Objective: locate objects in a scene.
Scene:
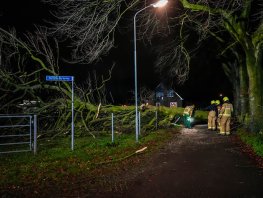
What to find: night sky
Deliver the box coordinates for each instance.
[0,0,232,107]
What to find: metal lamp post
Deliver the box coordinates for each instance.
[134,0,168,142]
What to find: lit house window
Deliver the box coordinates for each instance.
[167,90,174,97]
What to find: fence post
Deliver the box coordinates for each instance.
[155,109,158,130]
[30,115,32,151]
[111,113,114,143]
[139,111,141,135]
[33,115,37,155]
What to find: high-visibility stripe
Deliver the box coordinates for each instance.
[220,103,233,117]
[224,106,231,116]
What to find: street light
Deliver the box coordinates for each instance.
[134,0,168,142]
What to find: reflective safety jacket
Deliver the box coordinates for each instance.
[183,105,194,117]
[205,104,217,116]
[219,102,233,117]
[217,105,222,117]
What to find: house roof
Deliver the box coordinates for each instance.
[173,91,184,100]
[155,83,166,92]
[155,83,184,100]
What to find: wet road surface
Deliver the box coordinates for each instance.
[120,125,263,198]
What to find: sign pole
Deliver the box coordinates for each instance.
[71,77,74,151]
[46,75,75,151]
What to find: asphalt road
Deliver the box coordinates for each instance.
[120,125,263,198]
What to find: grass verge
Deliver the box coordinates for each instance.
[237,129,263,157]
[0,128,179,196]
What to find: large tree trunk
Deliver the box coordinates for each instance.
[222,60,240,116]
[232,72,240,117]
[245,46,263,131]
[221,48,249,119]
[239,54,249,121]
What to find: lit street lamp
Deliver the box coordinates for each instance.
[134,0,168,142]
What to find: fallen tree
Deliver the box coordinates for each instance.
[0,27,202,141]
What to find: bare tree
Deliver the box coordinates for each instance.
[0,27,114,137]
[139,86,155,104]
[0,0,181,138]
[146,0,262,130]
[154,37,191,84]
[41,0,141,64]
[177,0,263,130]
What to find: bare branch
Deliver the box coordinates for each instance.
[42,0,139,64]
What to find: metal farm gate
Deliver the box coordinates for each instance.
[0,114,37,154]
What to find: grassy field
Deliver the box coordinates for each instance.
[237,129,263,157]
[0,128,178,196]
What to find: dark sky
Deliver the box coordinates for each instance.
[0,0,232,107]
[0,1,48,28]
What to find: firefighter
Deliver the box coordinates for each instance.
[215,100,221,131]
[218,96,233,135]
[207,100,217,130]
[183,105,195,128]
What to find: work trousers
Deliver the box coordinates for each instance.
[208,111,216,130]
[217,118,221,131]
[220,116,231,135]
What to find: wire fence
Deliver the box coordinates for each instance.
[0,105,186,154]
[0,114,37,154]
[0,106,212,154]
[33,108,181,152]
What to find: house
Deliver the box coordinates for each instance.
[154,83,183,107]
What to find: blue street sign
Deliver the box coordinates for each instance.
[45,75,75,150]
[46,75,73,81]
